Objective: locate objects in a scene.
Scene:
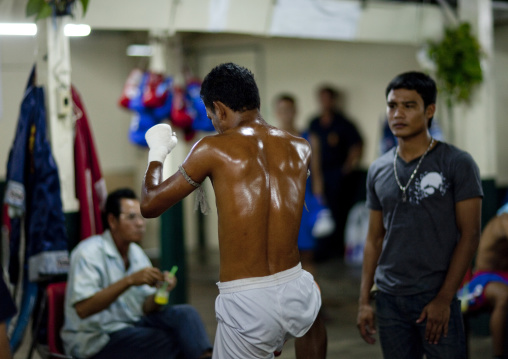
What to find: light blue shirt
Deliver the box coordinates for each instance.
[61,230,155,358]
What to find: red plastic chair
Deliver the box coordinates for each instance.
[28,281,72,359]
[46,282,70,358]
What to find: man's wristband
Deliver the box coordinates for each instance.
[148,147,169,163]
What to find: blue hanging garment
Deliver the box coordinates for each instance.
[127,73,173,147]
[4,66,69,283]
[5,66,70,351]
[128,111,159,147]
[188,81,215,132]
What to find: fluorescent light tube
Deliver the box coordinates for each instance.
[64,24,91,37]
[0,23,37,36]
[126,45,153,57]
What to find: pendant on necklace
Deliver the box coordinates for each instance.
[393,137,435,205]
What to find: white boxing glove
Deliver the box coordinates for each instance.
[145,124,178,163]
[312,208,335,238]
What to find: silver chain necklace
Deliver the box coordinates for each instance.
[393,138,434,203]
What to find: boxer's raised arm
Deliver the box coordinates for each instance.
[141,127,215,218]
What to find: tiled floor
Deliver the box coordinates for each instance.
[14,249,494,358]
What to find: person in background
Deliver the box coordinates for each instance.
[61,188,212,359]
[0,275,16,359]
[308,85,363,260]
[274,93,334,276]
[357,71,482,358]
[461,210,508,359]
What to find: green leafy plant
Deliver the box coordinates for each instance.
[427,22,483,106]
[26,0,90,21]
[427,22,483,142]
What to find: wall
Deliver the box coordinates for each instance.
[2,23,508,252]
[494,25,508,186]
[0,32,138,177]
[183,32,422,250]
[186,33,421,167]
[0,31,165,250]
[69,31,144,175]
[0,36,36,171]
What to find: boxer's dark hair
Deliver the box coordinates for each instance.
[201,62,260,113]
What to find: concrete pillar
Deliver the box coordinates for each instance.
[146,30,189,304]
[454,0,496,179]
[457,0,498,222]
[36,17,80,220]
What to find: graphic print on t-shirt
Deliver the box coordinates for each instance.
[411,171,449,204]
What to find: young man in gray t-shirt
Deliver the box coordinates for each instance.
[357,71,483,359]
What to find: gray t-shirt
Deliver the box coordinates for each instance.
[366,142,483,296]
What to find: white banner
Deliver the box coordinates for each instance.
[209,0,231,32]
[270,0,361,41]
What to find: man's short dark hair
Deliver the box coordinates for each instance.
[103,188,137,229]
[318,85,339,100]
[275,93,296,106]
[200,62,260,113]
[385,71,437,127]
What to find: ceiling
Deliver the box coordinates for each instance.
[1,0,507,28]
[374,0,508,26]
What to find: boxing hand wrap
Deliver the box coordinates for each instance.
[145,124,178,163]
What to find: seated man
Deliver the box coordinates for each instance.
[462,211,508,359]
[0,275,16,359]
[61,188,212,359]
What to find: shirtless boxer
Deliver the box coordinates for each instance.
[466,212,508,359]
[140,63,326,359]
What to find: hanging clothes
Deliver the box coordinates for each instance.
[4,66,69,352]
[72,86,106,241]
[4,66,69,283]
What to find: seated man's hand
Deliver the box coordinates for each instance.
[162,270,178,292]
[129,267,164,287]
[145,124,178,163]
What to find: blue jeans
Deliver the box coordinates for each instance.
[375,291,466,359]
[90,304,212,359]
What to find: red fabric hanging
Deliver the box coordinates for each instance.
[72,86,107,241]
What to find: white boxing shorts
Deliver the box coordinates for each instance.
[213,263,321,359]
